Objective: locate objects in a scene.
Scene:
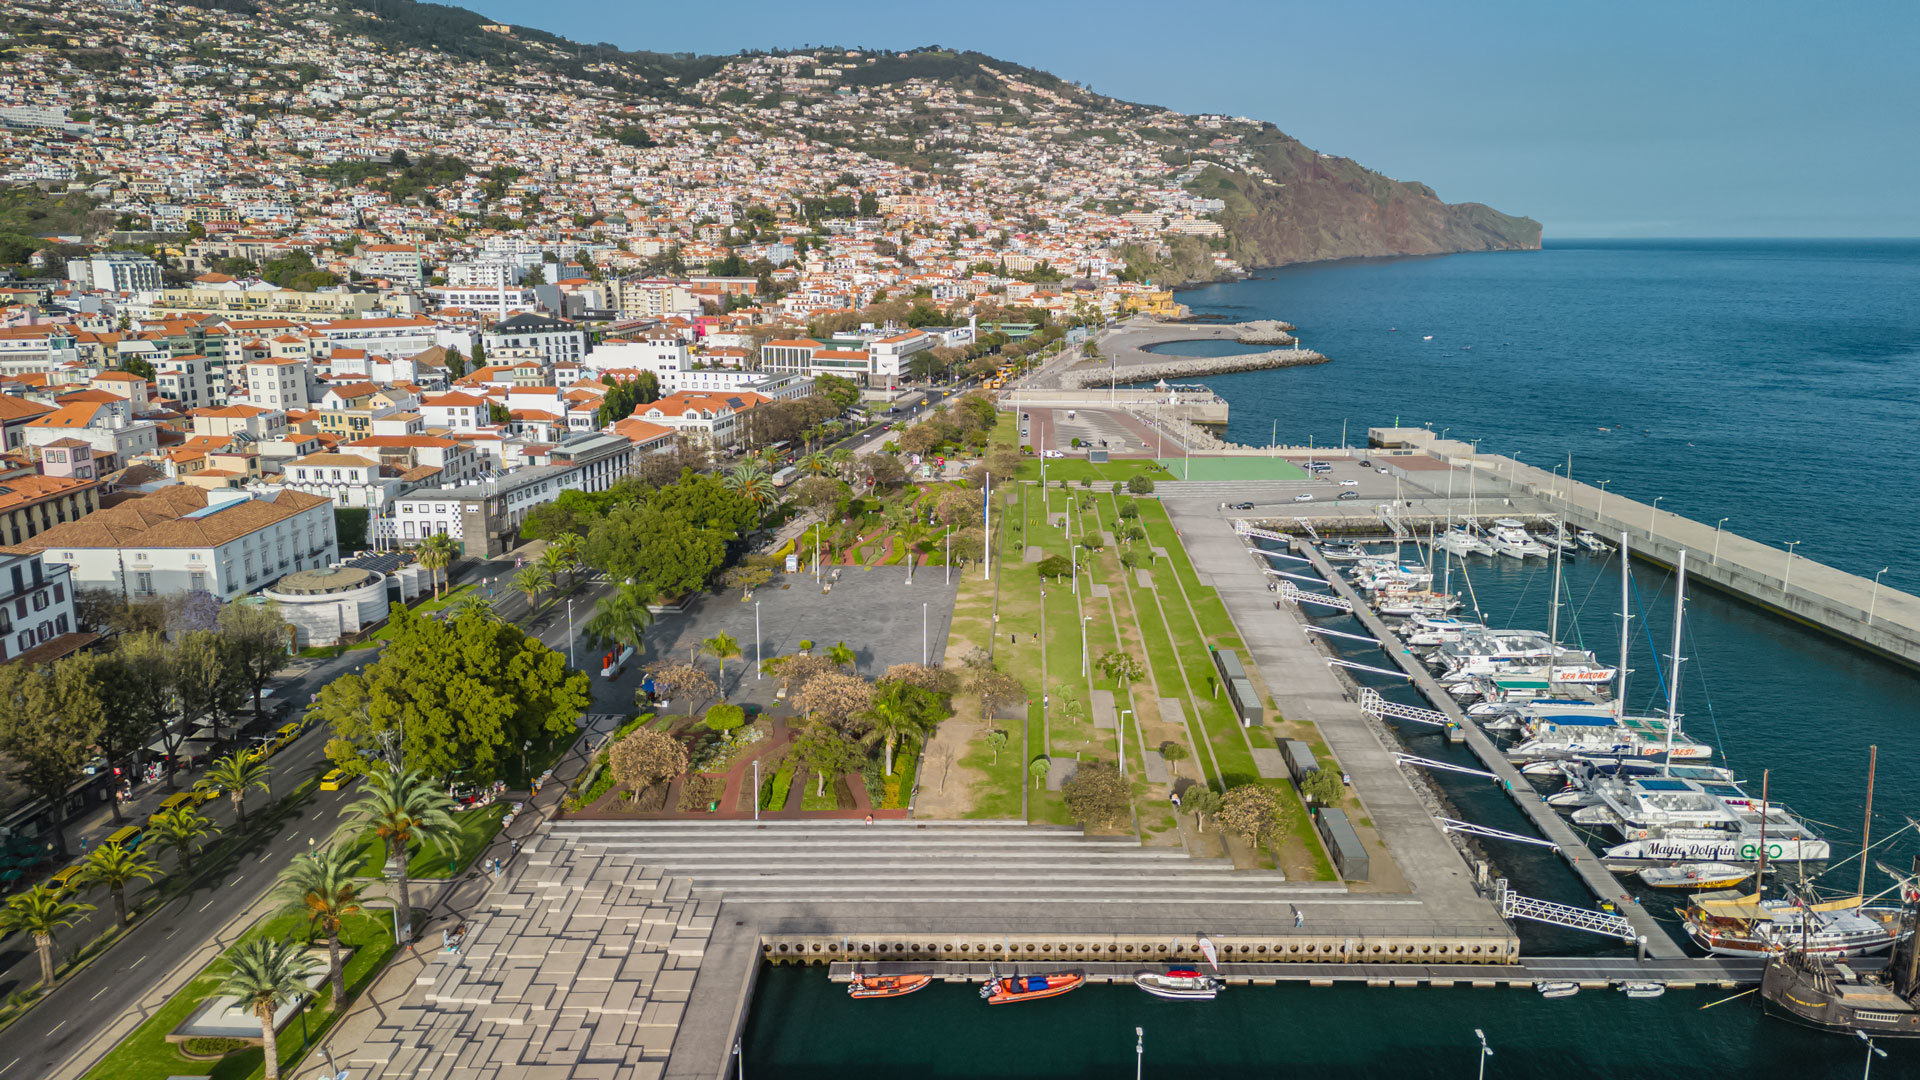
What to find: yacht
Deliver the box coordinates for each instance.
[1446,665,1618,702]
[1684,895,1903,958]
[1576,530,1609,552]
[1506,714,1714,762]
[1488,519,1549,558]
[1437,528,1493,557]
[1375,591,1463,617]
[1573,776,1829,867]
[1426,629,1560,676]
[1403,615,1486,647]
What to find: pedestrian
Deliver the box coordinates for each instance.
[1294,907,1304,929]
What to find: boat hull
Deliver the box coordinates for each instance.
[983,972,1085,1004]
[848,974,932,999]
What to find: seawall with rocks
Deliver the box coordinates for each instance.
[1061,347,1328,390]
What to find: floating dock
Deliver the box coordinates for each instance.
[824,956,1769,989]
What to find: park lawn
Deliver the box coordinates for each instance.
[1013,457,1170,485]
[80,909,396,1080]
[348,802,508,880]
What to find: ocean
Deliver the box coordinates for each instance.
[743,240,1920,1076]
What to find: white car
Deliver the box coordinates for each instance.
[1293,493,1315,503]
[1044,449,1066,459]
[1340,479,1359,487]
[1376,467,1391,475]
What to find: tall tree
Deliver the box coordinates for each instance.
[860,680,945,775]
[418,533,460,598]
[174,630,248,746]
[219,601,291,719]
[0,885,92,988]
[196,750,272,828]
[315,607,589,782]
[791,723,862,797]
[273,844,364,1005]
[700,632,742,698]
[0,659,107,856]
[104,632,183,786]
[582,585,654,653]
[513,565,550,609]
[217,936,319,1080]
[76,841,158,926]
[347,766,456,945]
[547,533,585,589]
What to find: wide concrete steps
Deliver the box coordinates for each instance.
[548,819,1321,904]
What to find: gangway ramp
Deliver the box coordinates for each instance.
[1497,880,1637,942]
[1276,579,1352,612]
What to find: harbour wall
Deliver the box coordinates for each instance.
[759,929,1519,966]
[1371,427,1920,670]
[1058,347,1328,389]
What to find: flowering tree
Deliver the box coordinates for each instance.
[645,662,719,718]
[608,728,688,790]
[792,672,872,728]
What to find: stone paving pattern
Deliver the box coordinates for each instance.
[339,837,716,1080]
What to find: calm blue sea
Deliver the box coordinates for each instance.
[1165,239,1920,582]
[745,241,1920,1077]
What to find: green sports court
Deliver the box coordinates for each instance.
[1153,456,1310,481]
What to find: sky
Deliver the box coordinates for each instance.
[466,0,1920,238]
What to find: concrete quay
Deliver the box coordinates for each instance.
[1371,427,1920,670]
[824,956,1761,990]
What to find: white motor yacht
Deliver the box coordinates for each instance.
[1488,519,1549,558]
[1437,528,1493,557]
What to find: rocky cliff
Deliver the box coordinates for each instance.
[1191,127,1541,269]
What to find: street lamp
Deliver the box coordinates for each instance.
[922,602,929,667]
[1135,1026,1144,1080]
[1870,567,1891,625]
[1118,709,1132,776]
[1859,1030,1887,1079]
[1475,1029,1493,1080]
[565,598,575,669]
[1597,480,1611,520]
[754,600,761,680]
[1650,496,1663,537]
[1784,540,1802,596]
[1713,517,1730,566]
[1551,463,1564,506]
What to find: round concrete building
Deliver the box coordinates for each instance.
[263,566,390,647]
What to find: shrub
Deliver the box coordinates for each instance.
[1079,477,1092,488]
[181,1037,248,1058]
[1302,768,1344,805]
[1127,475,1155,494]
[1036,554,1071,579]
[1118,499,1140,519]
[1110,482,1123,495]
[1070,437,1082,447]
[1157,740,1189,762]
[609,728,688,789]
[703,703,747,735]
[763,764,796,810]
[798,639,814,651]
[677,774,723,812]
[1062,759,1129,830]
[1218,784,1290,843]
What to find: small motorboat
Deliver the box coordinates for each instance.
[981,970,1084,1004]
[1637,863,1754,890]
[1619,982,1666,999]
[1135,969,1225,1001]
[1536,981,1580,999]
[847,972,932,999]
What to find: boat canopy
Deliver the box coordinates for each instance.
[1694,894,1864,919]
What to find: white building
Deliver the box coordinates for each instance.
[483,314,587,368]
[424,285,539,318]
[65,252,163,293]
[21,486,338,600]
[0,551,78,663]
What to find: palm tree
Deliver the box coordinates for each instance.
[148,804,214,874]
[417,533,460,598]
[347,766,457,945]
[513,566,551,610]
[861,681,939,775]
[898,520,927,583]
[273,845,364,1006]
[217,936,319,1080]
[798,450,831,478]
[828,447,854,480]
[583,585,654,652]
[701,632,742,697]
[76,842,159,926]
[196,750,272,828]
[447,590,496,622]
[725,463,774,511]
[537,546,571,594]
[826,641,857,672]
[0,885,93,987]
[548,533,585,589]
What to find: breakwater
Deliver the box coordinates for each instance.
[1372,426,1920,670]
[1059,346,1327,389]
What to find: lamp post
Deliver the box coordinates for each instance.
[922,602,928,667]
[1551,463,1564,506]
[1118,709,1132,776]
[1080,615,1091,678]
[1859,1030,1887,1079]
[754,600,761,680]
[565,598,575,669]
[1475,1029,1493,1080]
[1784,540,1802,596]
[1713,517,1730,566]
[1870,567,1891,625]
[1134,1026,1144,1080]
[1650,496,1663,537]
[1597,479,1611,521]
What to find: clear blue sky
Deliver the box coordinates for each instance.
[467,0,1920,238]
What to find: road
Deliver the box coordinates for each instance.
[0,550,616,1077]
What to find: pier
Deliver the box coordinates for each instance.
[1292,541,1688,960]
[822,956,1766,989]
[1372,426,1920,670]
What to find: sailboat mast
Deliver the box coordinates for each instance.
[1616,531,1632,721]
[1661,550,1687,776]
[1756,768,1770,884]
[1859,745,1879,902]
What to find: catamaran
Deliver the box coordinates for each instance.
[1403,614,1487,646]
[1507,714,1714,762]
[1437,527,1494,557]
[1575,775,1829,867]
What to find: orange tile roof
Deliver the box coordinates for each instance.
[12,487,330,551]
